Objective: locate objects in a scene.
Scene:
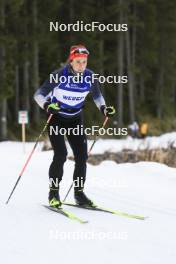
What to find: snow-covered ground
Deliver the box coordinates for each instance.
[47,132,176,155]
[1,141,176,264]
[86,132,176,154]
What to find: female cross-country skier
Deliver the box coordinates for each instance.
[34,44,115,208]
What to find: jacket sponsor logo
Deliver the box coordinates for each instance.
[63,95,84,101]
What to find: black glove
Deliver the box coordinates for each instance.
[100,105,116,117]
[43,102,61,114]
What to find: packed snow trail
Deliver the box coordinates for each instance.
[0,142,176,264]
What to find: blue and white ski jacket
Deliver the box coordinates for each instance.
[34,64,106,118]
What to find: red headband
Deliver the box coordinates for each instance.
[69,46,89,61]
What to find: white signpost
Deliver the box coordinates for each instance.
[18,111,29,153]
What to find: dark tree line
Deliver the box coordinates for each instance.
[0,0,176,140]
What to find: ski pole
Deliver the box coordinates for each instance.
[6,114,53,204]
[62,116,109,202]
[88,116,109,155]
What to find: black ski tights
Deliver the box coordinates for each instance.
[47,114,88,191]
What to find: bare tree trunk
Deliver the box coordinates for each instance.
[156,36,165,119]
[125,17,135,123]
[156,65,164,118]
[32,43,40,123]
[69,0,74,43]
[15,65,19,120]
[132,3,137,101]
[117,0,124,127]
[172,84,176,103]
[139,74,145,102]
[99,37,105,95]
[31,0,40,123]
[97,0,105,95]
[21,1,30,114]
[0,100,7,140]
[0,0,7,140]
[23,60,30,111]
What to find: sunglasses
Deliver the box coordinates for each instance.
[72,48,89,55]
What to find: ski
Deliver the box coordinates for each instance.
[43,205,88,224]
[63,202,147,220]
